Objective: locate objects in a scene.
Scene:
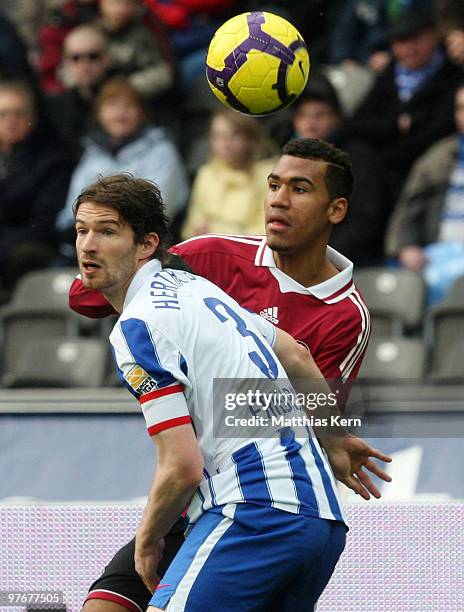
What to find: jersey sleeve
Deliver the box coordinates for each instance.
[249,312,276,347]
[315,299,371,409]
[112,317,191,436]
[69,276,116,318]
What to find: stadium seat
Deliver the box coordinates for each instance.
[442,274,464,305]
[355,268,426,336]
[323,63,375,116]
[0,268,100,377]
[5,268,80,312]
[429,338,464,381]
[358,337,426,381]
[426,293,464,380]
[2,337,108,387]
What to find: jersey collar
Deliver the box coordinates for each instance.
[123,259,162,310]
[254,238,355,303]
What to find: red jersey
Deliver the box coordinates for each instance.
[69,235,370,401]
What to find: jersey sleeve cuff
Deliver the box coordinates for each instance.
[147,415,192,436]
[139,383,184,404]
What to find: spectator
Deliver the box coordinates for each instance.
[38,0,99,93]
[0,11,35,83]
[56,77,188,255]
[144,0,236,89]
[386,81,464,303]
[45,23,112,154]
[98,0,174,101]
[2,0,65,65]
[329,1,434,71]
[338,10,463,203]
[289,78,389,266]
[244,1,336,65]
[329,0,390,69]
[182,108,276,239]
[0,80,73,290]
[436,0,464,66]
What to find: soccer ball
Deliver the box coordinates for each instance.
[205,11,310,116]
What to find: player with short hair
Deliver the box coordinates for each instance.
[73,139,389,612]
[74,171,352,611]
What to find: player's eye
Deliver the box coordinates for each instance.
[76,227,87,235]
[268,182,280,191]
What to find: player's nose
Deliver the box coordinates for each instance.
[267,184,291,208]
[79,230,99,253]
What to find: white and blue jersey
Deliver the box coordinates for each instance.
[110,259,345,528]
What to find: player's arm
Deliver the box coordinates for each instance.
[272,327,322,378]
[114,318,203,590]
[135,423,203,592]
[273,327,392,499]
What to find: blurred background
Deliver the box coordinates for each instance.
[1,3,464,611]
[0,0,463,503]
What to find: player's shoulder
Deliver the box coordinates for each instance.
[323,283,370,334]
[172,234,265,262]
[114,269,195,343]
[122,268,194,318]
[319,246,370,320]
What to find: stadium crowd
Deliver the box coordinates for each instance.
[0,0,464,383]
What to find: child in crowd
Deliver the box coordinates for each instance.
[56,77,188,256]
[182,108,276,238]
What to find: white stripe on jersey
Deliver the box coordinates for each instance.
[142,391,188,432]
[255,238,267,265]
[341,291,371,380]
[339,290,370,379]
[217,234,263,241]
[300,442,340,521]
[325,283,355,304]
[168,509,236,611]
[87,590,143,612]
[344,292,371,380]
[198,472,214,510]
[257,440,303,513]
[177,234,264,247]
[213,463,244,508]
[256,443,273,505]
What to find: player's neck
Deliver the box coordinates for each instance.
[101,276,134,314]
[101,289,125,314]
[273,245,339,288]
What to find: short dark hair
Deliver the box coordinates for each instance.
[73,173,171,263]
[294,90,343,117]
[294,73,343,117]
[282,138,353,201]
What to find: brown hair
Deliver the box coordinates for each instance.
[94,76,146,117]
[209,108,276,162]
[73,173,171,263]
[0,80,36,114]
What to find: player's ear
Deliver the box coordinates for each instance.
[140,232,159,259]
[328,197,348,225]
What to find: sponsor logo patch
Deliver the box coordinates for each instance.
[126,365,158,394]
[260,306,279,324]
